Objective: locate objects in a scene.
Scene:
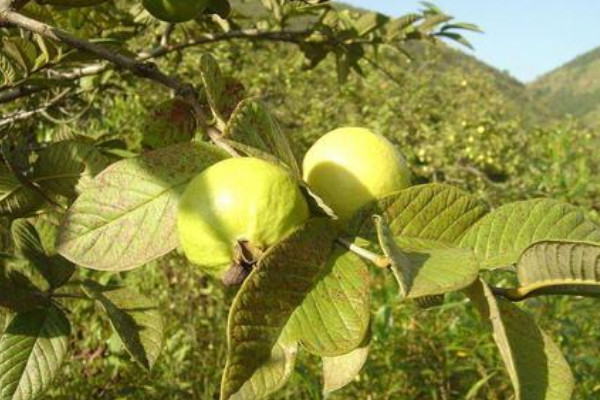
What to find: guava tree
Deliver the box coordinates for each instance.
[0,1,597,399]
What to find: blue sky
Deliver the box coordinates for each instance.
[344,0,600,82]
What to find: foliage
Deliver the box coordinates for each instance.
[1,0,600,400]
[531,46,600,128]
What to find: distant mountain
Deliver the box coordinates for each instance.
[530,46,600,127]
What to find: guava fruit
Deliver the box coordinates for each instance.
[302,127,411,224]
[142,0,209,23]
[178,157,309,282]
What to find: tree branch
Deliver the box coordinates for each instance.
[0,8,239,156]
[0,88,71,128]
[0,85,47,104]
[0,10,182,91]
[138,29,313,59]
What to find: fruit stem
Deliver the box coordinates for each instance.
[335,237,390,269]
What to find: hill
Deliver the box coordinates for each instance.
[530,46,600,126]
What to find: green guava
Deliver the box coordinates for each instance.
[302,127,411,224]
[141,0,209,23]
[177,157,309,281]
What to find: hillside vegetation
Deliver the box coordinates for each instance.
[531,46,600,126]
[3,1,600,399]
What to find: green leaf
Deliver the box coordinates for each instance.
[349,183,488,245]
[418,14,452,33]
[460,199,600,270]
[352,12,389,36]
[20,4,56,26]
[33,140,110,199]
[435,32,473,50]
[0,268,48,313]
[1,37,36,75]
[385,14,422,40]
[286,247,371,356]
[420,1,443,14]
[11,219,74,290]
[466,279,573,400]
[375,216,478,299]
[0,52,20,85]
[441,22,483,33]
[223,99,300,177]
[82,280,164,370]
[56,142,228,271]
[322,329,371,395]
[220,219,338,400]
[141,99,196,150]
[335,50,350,86]
[0,304,70,400]
[200,53,230,127]
[0,165,43,218]
[508,240,600,300]
[225,330,298,400]
[27,212,61,254]
[300,185,337,219]
[36,0,109,7]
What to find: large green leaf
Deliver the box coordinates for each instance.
[56,142,228,271]
[507,240,600,300]
[223,99,300,176]
[322,330,371,395]
[375,216,479,299]
[82,280,164,370]
[11,219,74,290]
[466,279,573,400]
[460,199,600,270]
[348,183,488,245]
[0,304,70,400]
[0,165,43,218]
[32,140,110,199]
[286,247,371,356]
[226,330,298,400]
[220,219,337,400]
[0,269,48,313]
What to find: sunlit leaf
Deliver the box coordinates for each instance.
[0,304,70,400]
[460,199,600,270]
[220,219,337,400]
[82,280,164,370]
[375,216,478,299]
[57,142,228,271]
[349,183,488,245]
[466,279,573,400]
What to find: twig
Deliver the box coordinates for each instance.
[0,88,71,128]
[0,10,182,91]
[335,237,390,268]
[160,23,175,47]
[489,285,524,302]
[0,86,47,104]
[51,292,92,301]
[138,29,313,59]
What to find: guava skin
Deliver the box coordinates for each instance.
[142,0,209,23]
[302,127,411,224]
[178,157,310,278]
